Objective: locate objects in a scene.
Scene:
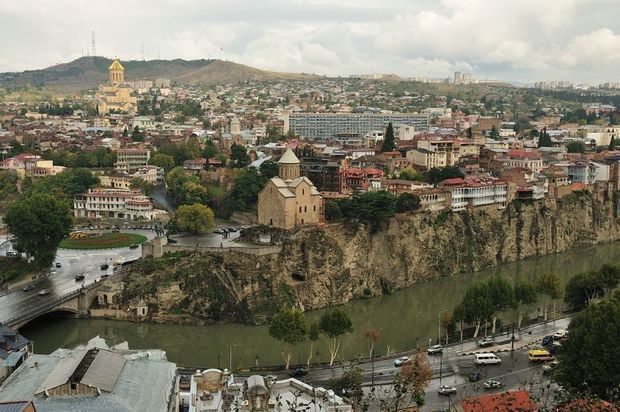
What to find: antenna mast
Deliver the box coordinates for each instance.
[91,30,96,57]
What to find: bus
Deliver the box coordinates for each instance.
[528,349,554,362]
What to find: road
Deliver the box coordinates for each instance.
[0,229,156,325]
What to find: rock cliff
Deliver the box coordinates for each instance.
[123,191,620,324]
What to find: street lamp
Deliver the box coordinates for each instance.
[229,344,237,372]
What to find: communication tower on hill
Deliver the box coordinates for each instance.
[91,30,97,57]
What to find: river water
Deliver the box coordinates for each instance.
[21,241,620,369]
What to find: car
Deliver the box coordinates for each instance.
[214,229,225,234]
[22,284,36,292]
[55,262,61,268]
[553,329,567,339]
[483,380,502,390]
[100,274,110,279]
[6,251,17,257]
[48,269,57,276]
[264,374,278,382]
[227,227,237,232]
[167,237,178,244]
[468,371,481,382]
[478,337,494,347]
[289,368,307,378]
[129,244,139,249]
[38,289,51,296]
[394,356,411,367]
[427,344,443,355]
[74,274,85,281]
[542,335,554,347]
[100,264,109,270]
[438,385,457,396]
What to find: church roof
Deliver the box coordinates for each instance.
[108,59,125,71]
[278,148,300,165]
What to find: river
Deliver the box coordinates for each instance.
[20,241,620,369]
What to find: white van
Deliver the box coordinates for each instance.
[474,353,501,365]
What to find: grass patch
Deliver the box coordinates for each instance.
[0,257,37,286]
[59,232,148,250]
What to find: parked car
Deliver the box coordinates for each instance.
[100,264,109,270]
[227,227,237,232]
[38,289,51,296]
[48,270,57,276]
[427,344,443,355]
[478,337,494,347]
[468,371,481,382]
[55,262,61,268]
[542,360,560,374]
[6,251,17,257]
[22,284,36,292]
[213,229,225,234]
[394,356,411,367]
[438,385,457,396]
[129,244,139,249]
[483,380,502,390]
[74,274,85,281]
[167,237,178,244]
[542,335,554,347]
[553,329,567,339]
[290,368,307,378]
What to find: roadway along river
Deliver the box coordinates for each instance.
[19,241,620,369]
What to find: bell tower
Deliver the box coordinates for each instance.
[108,59,125,84]
[277,148,300,180]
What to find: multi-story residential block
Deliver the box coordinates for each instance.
[99,174,133,189]
[133,165,164,184]
[501,168,549,200]
[406,148,447,170]
[414,187,450,211]
[114,148,150,173]
[505,150,544,172]
[0,153,41,178]
[73,188,154,220]
[440,176,508,211]
[340,167,384,193]
[300,157,341,193]
[27,160,66,178]
[384,179,433,195]
[287,113,429,140]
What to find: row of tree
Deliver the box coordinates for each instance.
[325,191,422,225]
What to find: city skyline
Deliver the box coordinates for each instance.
[1,0,620,84]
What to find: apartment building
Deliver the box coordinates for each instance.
[300,157,341,193]
[406,148,447,169]
[114,148,150,173]
[288,113,429,140]
[74,188,154,220]
[505,150,544,172]
[440,176,508,211]
[133,165,164,184]
[416,139,479,166]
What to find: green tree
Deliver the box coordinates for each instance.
[554,292,620,401]
[425,166,464,186]
[28,168,99,200]
[131,126,145,142]
[230,144,250,167]
[538,127,553,148]
[181,181,209,205]
[459,282,494,338]
[566,141,586,153]
[381,122,395,152]
[513,281,538,328]
[258,160,278,179]
[489,125,500,140]
[395,193,421,213]
[174,203,215,234]
[130,177,154,196]
[486,276,514,334]
[268,309,308,369]
[150,153,175,172]
[202,139,219,160]
[398,168,427,182]
[307,321,320,367]
[329,367,364,406]
[222,168,267,215]
[599,264,620,295]
[5,193,72,269]
[564,271,606,309]
[537,273,562,321]
[319,309,353,366]
[338,191,396,226]
[324,200,342,221]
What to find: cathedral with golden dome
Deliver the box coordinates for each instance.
[95,59,137,114]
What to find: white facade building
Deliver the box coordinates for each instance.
[74,188,155,220]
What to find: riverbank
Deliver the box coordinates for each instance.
[19,240,620,368]
[120,191,620,325]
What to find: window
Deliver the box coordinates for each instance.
[299,206,302,213]
[304,206,307,212]
[313,205,316,211]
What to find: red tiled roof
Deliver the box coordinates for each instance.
[508,150,540,160]
[459,390,538,412]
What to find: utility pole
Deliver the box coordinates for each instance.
[439,351,443,386]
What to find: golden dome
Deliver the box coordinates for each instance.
[108,59,125,71]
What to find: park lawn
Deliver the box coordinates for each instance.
[59,232,148,250]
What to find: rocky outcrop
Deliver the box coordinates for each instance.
[123,191,620,324]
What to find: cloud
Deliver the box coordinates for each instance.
[0,0,619,83]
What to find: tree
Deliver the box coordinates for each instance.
[28,168,99,200]
[306,322,320,367]
[599,264,620,295]
[130,177,154,196]
[174,204,215,234]
[150,153,175,172]
[538,127,553,148]
[452,303,466,342]
[258,160,278,179]
[318,309,353,366]
[181,181,208,205]
[566,141,586,153]
[365,329,380,359]
[230,144,250,167]
[222,168,266,215]
[382,122,395,152]
[425,166,464,186]
[202,139,219,160]
[329,367,364,406]
[398,168,427,182]
[131,126,145,142]
[513,281,538,328]
[395,193,421,213]
[324,200,342,221]
[554,292,620,401]
[440,311,453,344]
[564,270,606,309]
[489,125,500,140]
[5,193,72,269]
[268,309,308,370]
[459,282,494,338]
[338,191,396,226]
[537,273,562,321]
[486,276,514,334]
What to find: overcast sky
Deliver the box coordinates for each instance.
[1,0,619,84]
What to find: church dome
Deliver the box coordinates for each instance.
[108,59,125,71]
[278,148,300,165]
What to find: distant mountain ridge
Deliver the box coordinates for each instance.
[0,57,321,92]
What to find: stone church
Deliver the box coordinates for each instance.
[257,149,323,229]
[96,59,137,114]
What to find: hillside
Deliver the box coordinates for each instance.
[0,57,321,92]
